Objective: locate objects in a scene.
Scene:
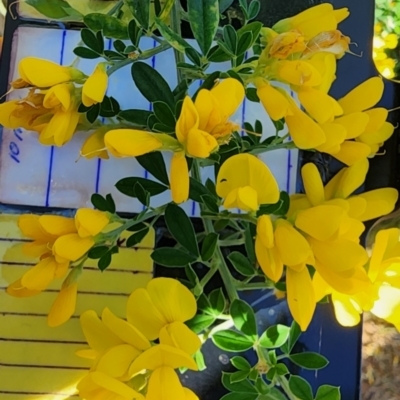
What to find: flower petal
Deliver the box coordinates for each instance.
[80,310,123,352]
[53,233,95,262]
[47,282,77,327]
[255,237,283,282]
[224,186,259,212]
[278,60,322,87]
[257,82,290,121]
[371,284,400,330]
[176,96,199,144]
[287,266,315,331]
[129,344,198,374]
[186,128,218,158]
[356,188,398,222]
[159,321,201,355]
[81,130,109,160]
[216,154,280,205]
[184,388,200,400]
[170,152,190,204]
[75,208,109,238]
[364,108,388,133]
[295,205,345,240]
[338,77,384,114]
[82,63,108,107]
[358,121,394,146]
[331,141,371,166]
[257,215,274,248]
[21,257,57,290]
[301,163,325,206]
[335,112,370,139]
[7,278,41,298]
[332,292,362,326]
[104,129,163,157]
[315,122,347,154]
[38,215,76,237]
[335,158,369,199]
[18,214,54,241]
[146,366,186,400]
[312,271,331,302]
[96,344,141,379]
[102,307,151,351]
[274,219,312,267]
[210,78,245,119]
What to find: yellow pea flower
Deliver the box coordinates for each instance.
[126,278,197,341]
[307,53,337,94]
[77,371,145,400]
[266,30,307,60]
[272,4,349,40]
[12,57,85,88]
[47,281,78,327]
[289,161,398,223]
[216,153,280,212]
[303,30,351,59]
[256,80,291,121]
[194,78,245,143]
[77,307,151,379]
[129,344,198,400]
[82,63,109,107]
[81,129,110,160]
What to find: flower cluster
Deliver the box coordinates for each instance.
[76,278,200,400]
[7,209,109,326]
[0,58,108,146]
[216,153,398,331]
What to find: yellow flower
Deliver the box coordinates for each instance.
[216,153,280,212]
[47,281,78,327]
[53,208,109,262]
[82,63,109,107]
[289,161,398,223]
[303,30,351,59]
[12,57,85,88]
[272,4,349,40]
[77,307,151,379]
[260,29,306,60]
[77,371,145,400]
[194,78,245,143]
[81,129,110,159]
[129,344,198,400]
[170,151,190,204]
[319,77,394,163]
[126,278,198,341]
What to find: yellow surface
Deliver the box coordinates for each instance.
[0,214,154,399]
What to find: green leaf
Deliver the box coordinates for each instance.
[131,62,175,109]
[208,45,231,62]
[185,48,202,67]
[153,101,176,128]
[185,264,200,288]
[119,109,152,126]
[201,232,219,261]
[125,0,150,29]
[228,251,255,277]
[209,288,226,316]
[259,325,290,349]
[257,192,290,218]
[104,50,126,60]
[151,248,198,267]
[223,25,238,54]
[268,350,277,365]
[280,321,301,354]
[231,356,251,371]
[255,377,270,395]
[237,31,253,55]
[220,393,257,400]
[266,367,276,382]
[128,19,142,47]
[81,28,104,53]
[84,13,129,39]
[230,299,257,340]
[73,46,100,59]
[100,96,120,118]
[268,388,290,400]
[134,182,150,207]
[222,372,258,393]
[212,330,254,352]
[238,22,263,48]
[88,245,109,259]
[288,376,314,400]
[116,177,168,198]
[155,17,191,53]
[26,0,73,18]
[201,194,219,214]
[219,0,235,13]
[98,246,118,271]
[165,204,199,256]
[289,352,329,370]
[248,0,261,20]
[86,103,100,123]
[136,152,169,186]
[230,370,250,383]
[187,0,220,55]
[186,314,215,333]
[275,363,289,376]
[193,71,221,100]
[244,223,256,264]
[126,228,150,248]
[91,193,109,211]
[189,178,214,203]
[105,193,116,213]
[246,88,259,103]
[315,385,341,400]
[217,39,235,57]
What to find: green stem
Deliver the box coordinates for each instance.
[192,161,239,302]
[170,2,186,84]
[278,376,299,400]
[200,265,218,287]
[107,0,124,16]
[249,142,296,156]
[234,282,274,291]
[107,41,171,76]
[219,239,245,247]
